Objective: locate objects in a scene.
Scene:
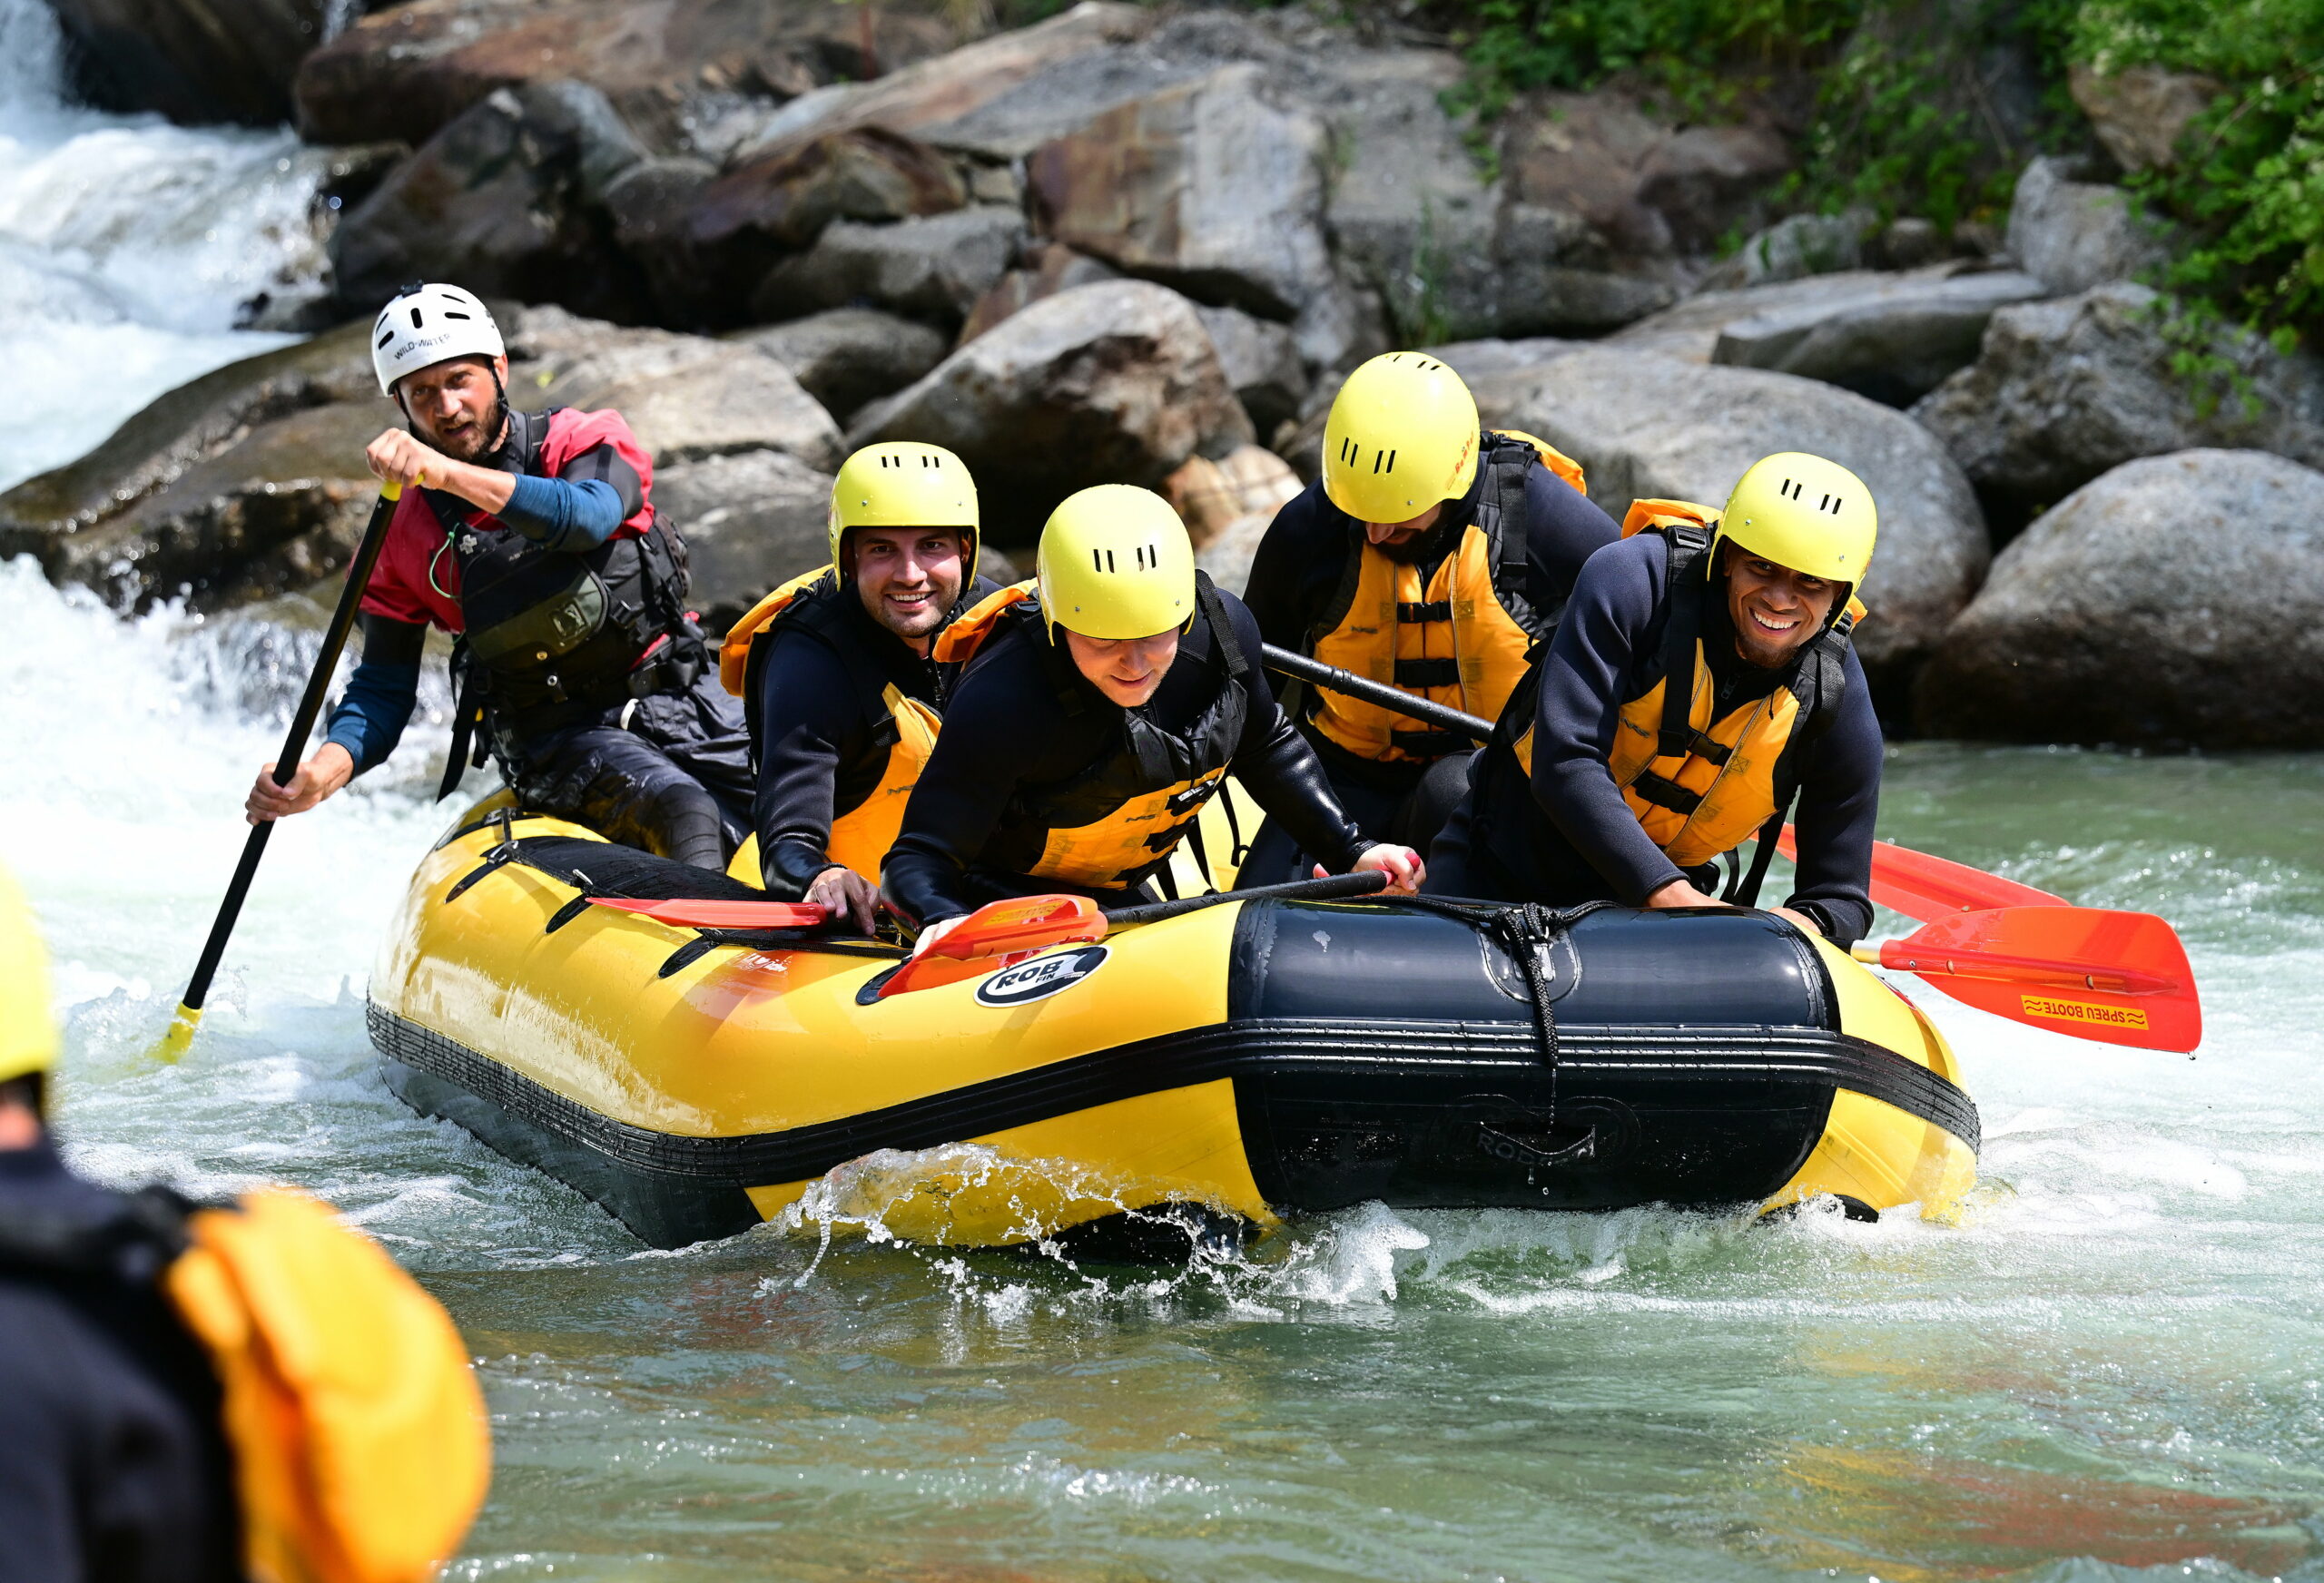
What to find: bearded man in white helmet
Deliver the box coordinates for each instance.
[243,283,753,869]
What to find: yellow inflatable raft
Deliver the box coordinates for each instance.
[368,798,1978,1249]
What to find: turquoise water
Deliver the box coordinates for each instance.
[9,562,2322,1581]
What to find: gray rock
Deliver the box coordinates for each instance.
[1197,306,1307,438]
[1478,347,1990,687]
[960,242,1123,345]
[1709,267,2051,406]
[1028,64,1332,323]
[2005,155,2172,295]
[48,0,324,126]
[653,447,835,630]
[849,280,1255,544]
[1423,339,1584,385]
[330,80,652,321]
[1915,449,2324,747]
[1912,282,2324,525]
[1709,211,1871,289]
[732,309,948,428]
[753,206,1029,329]
[0,305,840,613]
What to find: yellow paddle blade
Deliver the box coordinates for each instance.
[152,1003,202,1064]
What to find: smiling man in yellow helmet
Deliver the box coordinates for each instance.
[720,442,1000,931]
[1238,352,1621,881]
[1427,453,1885,945]
[882,485,1424,948]
[0,868,489,1581]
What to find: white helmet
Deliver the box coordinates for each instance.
[371,282,505,396]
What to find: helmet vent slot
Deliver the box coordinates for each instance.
[409,307,424,328]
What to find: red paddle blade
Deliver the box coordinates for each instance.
[588,897,828,930]
[1875,906,2201,1053]
[1778,827,2064,920]
[877,894,1107,1000]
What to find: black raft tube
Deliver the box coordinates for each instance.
[153,484,405,1061]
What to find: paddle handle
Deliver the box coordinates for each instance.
[175,485,402,1018]
[1260,644,1492,742]
[1106,869,1388,928]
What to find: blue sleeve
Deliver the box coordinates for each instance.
[1522,467,1621,617]
[324,662,422,774]
[1528,536,1691,906]
[1783,648,1881,946]
[499,474,625,552]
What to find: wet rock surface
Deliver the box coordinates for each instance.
[1916,449,2324,748]
[49,0,328,126]
[1477,347,1990,693]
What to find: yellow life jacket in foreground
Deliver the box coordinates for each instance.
[934,575,1250,892]
[1510,498,1866,871]
[722,567,945,882]
[1307,429,1588,764]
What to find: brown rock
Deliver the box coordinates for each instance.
[2067,64,2223,173]
[47,0,326,126]
[959,243,1120,346]
[1161,445,1301,551]
[295,0,966,152]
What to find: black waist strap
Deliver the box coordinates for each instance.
[1391,728,1473,757]
[1397,600,1452,624]
[1629,769,1702,815]
[1393,657,1461,688]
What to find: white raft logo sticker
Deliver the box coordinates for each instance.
[975,945,1110,1008]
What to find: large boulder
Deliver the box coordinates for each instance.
[294,0,965,152]
[2067,64,2222,173]
[1608,268,2048,405]
[2004,156,2172,295]
[959,242,1121,344]
[849,280,1254,543]
[1476,348,1990,692]
[753,206,1028,329]
[0,305,840,614]
[1027,64,1332,323]
[48,0,325,125]
[654,447,833,630]
[330,81,652,322]
[732,309,948,428]
[1915,449,2324,747]
[1912,282,2324,527]
[1196,306,1307,439]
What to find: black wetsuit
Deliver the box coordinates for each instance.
[0,1138,240,1583]
[1237,465,1620,880]
[748,575,1000,899]
[883,585,1371,927]
[1427,534,1882,944]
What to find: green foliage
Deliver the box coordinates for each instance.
[1789,0,2084,231]
[2074,0,2324,337]
[1443,0,1857,120]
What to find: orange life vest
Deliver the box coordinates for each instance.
[165,1188,490,1583]
[1306,430,1588,764]
[1508,499,1866,869]
[722,566,945,882]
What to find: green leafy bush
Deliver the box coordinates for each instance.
[2074,0,2324,337]
[1442,0,1856,118]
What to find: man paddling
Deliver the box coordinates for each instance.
[719,443,1000,932]
[1427,452,1882,945]
[244,282,753,869]
[1237,352,1620,881]
[883,485,1423,948]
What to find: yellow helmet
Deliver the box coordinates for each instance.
[828,441,980,585]
[1717,452,1877,584]
[1321,352,1481,524]
[0,866,56,1088]
[1035,486,1196,640]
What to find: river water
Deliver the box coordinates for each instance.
[6,5,2324,1574]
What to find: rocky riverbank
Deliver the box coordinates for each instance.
[16,0,2324,747]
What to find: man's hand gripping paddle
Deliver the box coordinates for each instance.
[153,485,404,1062]
[1775,830,2204,1053]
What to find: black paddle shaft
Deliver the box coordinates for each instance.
[1258,644,1492,742]
[175,488,401,1017]
[1106,869,1388,928]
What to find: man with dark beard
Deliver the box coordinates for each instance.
[244,282,753,869]
[1237,354,1620,882]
